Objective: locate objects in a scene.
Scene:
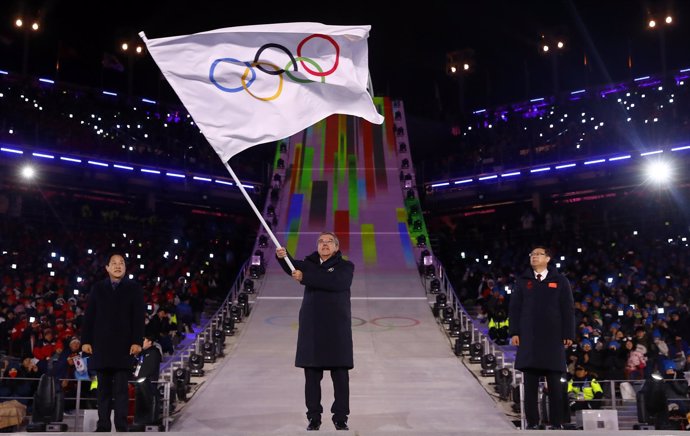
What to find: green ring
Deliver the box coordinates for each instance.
[284,56,326,84]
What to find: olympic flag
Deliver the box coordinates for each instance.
[140,22,384,162]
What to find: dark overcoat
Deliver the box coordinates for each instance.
[509,265,575,372]
[278,250,354,369]
[81,278,146,370]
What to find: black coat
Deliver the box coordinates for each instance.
[278,250,354,369]
[82,278,145,370]
[509,265,575,372]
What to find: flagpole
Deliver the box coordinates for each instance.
[222,161,295,272]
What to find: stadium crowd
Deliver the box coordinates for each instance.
[0,186,255,405]
[430,187,690,384]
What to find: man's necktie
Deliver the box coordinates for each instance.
[537,274,542,282]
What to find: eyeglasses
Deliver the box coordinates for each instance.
[318,239,335,245]
[529,252,547,257]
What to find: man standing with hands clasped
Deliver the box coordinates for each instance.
[509,245,575,430]
[82,252,145,432]
[276,232,354,431]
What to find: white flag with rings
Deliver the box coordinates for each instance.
[140,22,384,162]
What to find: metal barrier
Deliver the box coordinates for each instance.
[0,376,170,431]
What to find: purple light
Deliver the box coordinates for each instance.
[555,163,576,169]
[88,160,108,167]
[478,175,498,181]
[1,147,23,154]
[681,68,690,73]
[38,78,55,84]
[671,145,690,152]
[215,179,233,186]
[570,89,586,95]
[113,164,134,170]
[102,91,118,97]
[638,80,661,88]
[166,172,185,178]
[634,76,650,81]
[608,155,631,161]
[472,109,486,114]
[0,70,8,75]
[640,150,663,156]
[529,97,544,102]
[501,171,520,177]
[431,182,449,188]
[32,152,54,159]
[453,178,473,185]
[193,176,212,182]
[530,167,551,173]
[584,159,605,165]
[141,168,160,174]
[60,156,82,163]
[141,98,157,104]
[241,184,255,190]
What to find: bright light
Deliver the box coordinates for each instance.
[557,41,564,49]
[648,19,656,28]
[15,19,23,28]
[645,160,672,184]
[31,22,39,31]
[450,66,457,74]
[121,43,129,51]
[21,165,35,179]
[135,46,143,54]
[666,15,673,24]
[463,63,470,71]
[542,45,549,52]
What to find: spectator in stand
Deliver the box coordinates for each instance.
[81,252,145,433]
[133,336,162,426]
[54,336,85,411]
[567,365,603,412]
[145,307,173,356]
[509,245,575,430]
[626,343,647,380]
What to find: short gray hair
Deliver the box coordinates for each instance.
[318,231,339,248]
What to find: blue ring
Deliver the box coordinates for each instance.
[210,58,255,93]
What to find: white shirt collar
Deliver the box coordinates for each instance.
[534,269,548,279]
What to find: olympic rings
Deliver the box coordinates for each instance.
[209,33,341,101]
[209,58,255,93]
[297,34,339,77]
[253,43,297,76]
[242,61,283,102]
[284,57,326,84]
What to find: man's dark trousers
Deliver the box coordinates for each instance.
[304,367,349,422]
[523,369,564,427]
[96,369,130,432]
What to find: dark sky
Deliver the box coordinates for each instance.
[1,0,688,120]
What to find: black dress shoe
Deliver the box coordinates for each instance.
[549,424,564,430]
[333,420,349,430]
[307,418,321,431]
[525,424,543,430]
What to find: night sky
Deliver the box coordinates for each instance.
[1,0,689,120]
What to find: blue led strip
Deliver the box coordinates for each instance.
[0,145,255,190]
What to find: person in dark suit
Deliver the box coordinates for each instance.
[81,252,145,432]
[276,232,354,431]
[509,245,575,430]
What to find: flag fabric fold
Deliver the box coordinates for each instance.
[141,22,384,162]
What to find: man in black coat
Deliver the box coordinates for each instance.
[81,252,145,432]
[276,232,354,431]
[509,245,575,430]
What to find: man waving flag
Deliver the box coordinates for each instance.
[140,22,384,162]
